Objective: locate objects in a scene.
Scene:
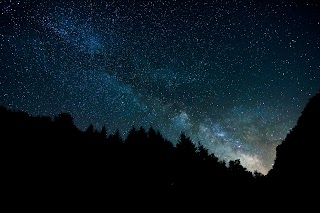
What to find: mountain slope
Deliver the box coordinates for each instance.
[268,91,320,186]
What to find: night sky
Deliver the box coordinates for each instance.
[1,0,319,174]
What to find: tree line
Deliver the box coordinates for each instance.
[1,90,319,209]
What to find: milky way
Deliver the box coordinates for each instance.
[1,0,319,174]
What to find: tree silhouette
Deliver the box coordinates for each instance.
[86,123,94,133]
[176,132,197,159]
[108,128,123,147]
[197,142,209,161]
[54,112,75,129]
[100,125,107,142]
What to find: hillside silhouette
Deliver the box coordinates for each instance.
[267,90,320,203]
[1,91,319,209]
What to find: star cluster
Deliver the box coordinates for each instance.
[1,0,319,174]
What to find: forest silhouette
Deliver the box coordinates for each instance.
[1,91,319,209]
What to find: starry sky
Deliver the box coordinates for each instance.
[1,0,319,175]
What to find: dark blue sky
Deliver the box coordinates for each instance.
[1,0,319,174]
